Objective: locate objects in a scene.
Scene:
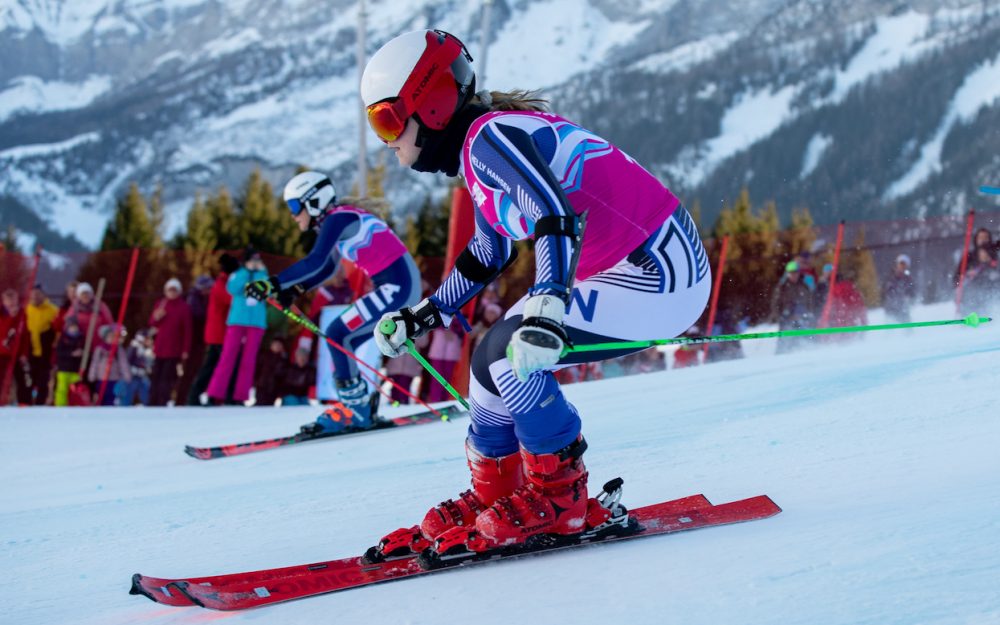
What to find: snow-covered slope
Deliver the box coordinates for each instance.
[4,301,1000,624]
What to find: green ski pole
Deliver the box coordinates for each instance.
[379,319,470,410]
[567,313,992,354]
[265,299,453,420]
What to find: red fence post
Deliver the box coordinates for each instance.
[2,247,42,405]
[954,209,975,315]
[819,221,845,327]
[444,187,477,397]
[702,235,730,362]
[98,247,140,402]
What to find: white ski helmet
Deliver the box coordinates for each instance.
[361,29,475,142]
[283,171,336,218]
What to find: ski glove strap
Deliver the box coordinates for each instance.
[375,298,444,358]
[507,295,571,382]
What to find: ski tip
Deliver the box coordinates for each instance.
[768,495,782,512]
[129,573,156,600]
[183,445,213,460]
[979,185,1000,195]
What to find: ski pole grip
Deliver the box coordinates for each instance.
[379,318,398,336]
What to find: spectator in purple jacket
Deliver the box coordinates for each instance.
[148,278,192,406]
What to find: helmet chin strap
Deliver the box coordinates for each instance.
[310,205,334,230]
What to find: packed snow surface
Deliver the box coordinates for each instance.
[3,303,1000,624]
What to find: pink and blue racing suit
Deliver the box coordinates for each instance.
[433,111,710,456]
[276,205,420,384]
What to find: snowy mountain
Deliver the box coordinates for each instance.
[1,0,999,249]
[5,302,1000,624]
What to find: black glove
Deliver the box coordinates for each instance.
[246,276,280,302]
[375,298,445,358]
[275,284,304,308]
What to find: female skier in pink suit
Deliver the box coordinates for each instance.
[365,30,711,558]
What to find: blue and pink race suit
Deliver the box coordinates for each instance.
[276,205,420,385]
[433,111,711,456]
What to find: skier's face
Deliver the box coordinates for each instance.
[387,118,421,167]
[294,211,311,232]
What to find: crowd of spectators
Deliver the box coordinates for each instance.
[3,226,1000,407]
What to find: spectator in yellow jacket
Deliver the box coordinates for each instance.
[26,285,59,404]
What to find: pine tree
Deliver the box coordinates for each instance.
[206,185,241,251]
[0,225,30,295]
[100,183,157,250]
[148,184,166,248]
[780,207,818,267]
[405,193,451,259]
[183,194,218,279]
[345,155,393,226]
[240,169,272,250]
[711,188,782,324]
[843,227,880,307]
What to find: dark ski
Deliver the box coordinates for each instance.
[183,405,465,460]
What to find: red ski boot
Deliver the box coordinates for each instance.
[362,441,523,562]
[428,436,592,558]
[476,436,590,546]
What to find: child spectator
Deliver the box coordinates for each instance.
[88,324,131,406]
[53,318,84,406]
[280,347,316,406]
[122,329,154,406]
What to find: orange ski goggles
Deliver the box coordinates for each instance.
[366,99,409,143]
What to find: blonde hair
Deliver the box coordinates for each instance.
[474,90,549,112]
[339,196,391,218]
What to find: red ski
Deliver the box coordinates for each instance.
[130,489,780,610]
[184,405,465,460]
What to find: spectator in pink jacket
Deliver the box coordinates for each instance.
[67,282,114,338]
[148,278,192,406]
